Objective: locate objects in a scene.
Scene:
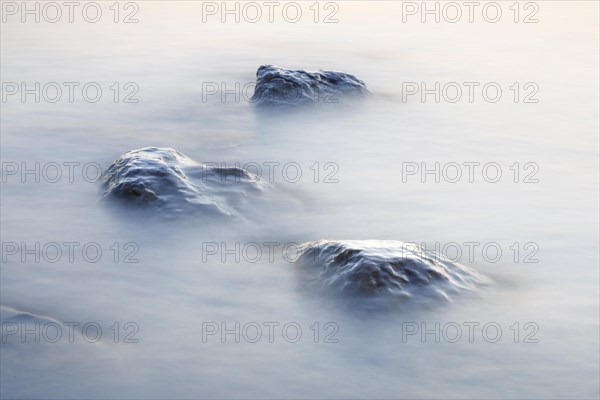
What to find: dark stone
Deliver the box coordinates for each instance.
[251,65,370,107]
[102,147,264,216]
[295,240,487,303]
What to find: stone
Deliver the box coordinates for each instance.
[295,240,488,304]
[102,147,264,216]
[251,65,370,107]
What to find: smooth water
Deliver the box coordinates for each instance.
[1,1,599,398]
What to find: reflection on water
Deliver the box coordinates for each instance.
[1,1,599,399]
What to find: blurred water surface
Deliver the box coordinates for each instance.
[1,2,599,398]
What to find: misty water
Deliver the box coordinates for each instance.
[1,2,599,399]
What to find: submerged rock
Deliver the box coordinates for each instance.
[295,240,487,304]
[0,306,59,327]
[102,147,264,216]
[251,65,369,107]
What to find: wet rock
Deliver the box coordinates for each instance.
[0,306,63,345]
[0,306,58,326]
[251,65,370,107]
[102,147,264,216]
[295,240,487,304]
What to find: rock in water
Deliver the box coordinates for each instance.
[295,240,487,304]
[251,65,370,107]
[102,147,264,216]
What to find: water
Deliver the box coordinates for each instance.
[1,1,599,398]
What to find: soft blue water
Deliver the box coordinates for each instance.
[1,2,598,398]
